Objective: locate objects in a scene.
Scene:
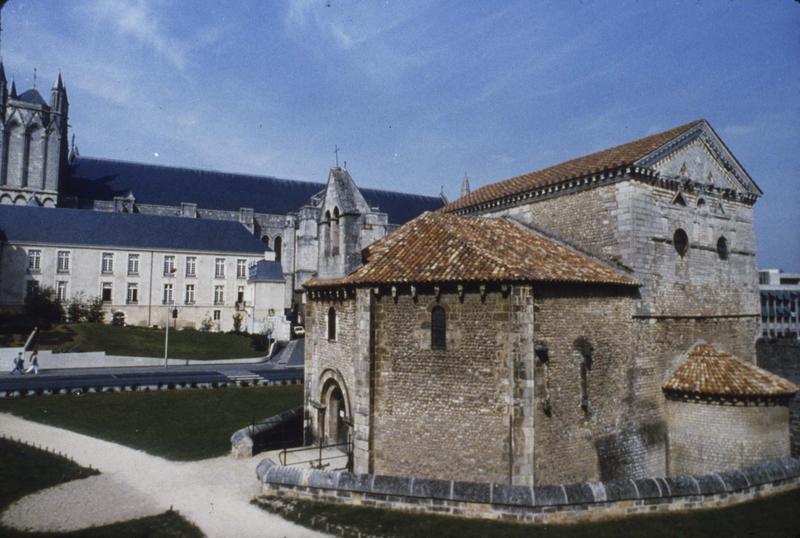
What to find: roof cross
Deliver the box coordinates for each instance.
[334,145,340,167]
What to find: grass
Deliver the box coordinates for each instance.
[1,323,268,360]
[0,384,303,460]
[256,488,800,538]
[0,437,203,538]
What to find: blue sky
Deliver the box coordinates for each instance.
[3,0,798,269]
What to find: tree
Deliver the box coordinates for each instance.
[24,286,64,329]
[67,292,87,323]
[85,296,106,323]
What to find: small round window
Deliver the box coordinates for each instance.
[673,229,689,257]
[717,236,729,260]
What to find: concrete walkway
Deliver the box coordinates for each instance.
[0,413,326,537]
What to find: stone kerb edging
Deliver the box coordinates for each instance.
[257,457,800,523]
[230,406,303,458]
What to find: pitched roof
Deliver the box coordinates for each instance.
[306,212,637,287]
[663,344,798,399]
[65,157,443,225]
[0,205,267,255]
[443,119,704,213]
[15,88,48,107]
[248,259,285,282]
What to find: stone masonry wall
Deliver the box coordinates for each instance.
[370,289,518,484]
[532,285,638,484]
[757,340,800,456]
[666,399,791,476]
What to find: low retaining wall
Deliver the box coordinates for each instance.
[231,406,304,458]
[257,457,800,524]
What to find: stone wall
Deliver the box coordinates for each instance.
[757,340,800,456]
[369,288,522,484]
[257,457,800,525]
[666,399,791,476]
[532,285,640,483]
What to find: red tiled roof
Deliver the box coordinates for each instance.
[443,119,704,213]
[663,344,799,399]
[305,212,637,288]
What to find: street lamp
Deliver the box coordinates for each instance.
[164,267,177,367]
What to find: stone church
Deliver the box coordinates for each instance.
[0,65,442,331]
[304,119,798,485]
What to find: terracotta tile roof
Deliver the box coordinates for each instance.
[443,119,704,213]
[305,212,637,288]
[663,344,799,399]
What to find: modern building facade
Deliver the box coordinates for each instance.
[759,269,800,340]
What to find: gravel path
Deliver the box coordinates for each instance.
[0,413,326,537]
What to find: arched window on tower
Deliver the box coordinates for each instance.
[431,306,446,350]
[324,210,331,257]
[327,307,336,341]
[261,235,270,248]
[274,236,282,263]
[331,207,340,256]
[574,337,593,411]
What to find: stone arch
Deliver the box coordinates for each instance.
[13,194,27,206]
[317,369,352,446]
[0,194,12,205]
[41,197,55,208]
[273,236,282,263]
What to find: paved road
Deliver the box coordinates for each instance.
[0,359,303,395]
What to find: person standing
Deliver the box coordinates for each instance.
[25,349,39,375]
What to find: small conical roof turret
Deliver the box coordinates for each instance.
[10,80,16,98]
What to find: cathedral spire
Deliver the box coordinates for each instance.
[10,79,16,98]
[0,61,6,85]
[461,172,471,198]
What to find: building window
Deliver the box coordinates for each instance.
[575,338,593,411]
[213,309,221,321]
[214,285,224,305]
[237,286,245,304]
[236,259,247,279]
[57,251,70,273]
[274,236,282,263]
[185,284,195,304]
[673,229,689,257]
[327,307,336,341]
[330,207,340,256]
[185,256,196,277]
[163,255,176,275]
[56,281,68,303]
[127,283,138,304]
[101,252,114,274]
[716,236,729,260]
[128,254,140,275]
[261,235,270,248]
[101,282,112,303]
[27,249,41,272]
[215,258,225,278]
[163,283,174,304]
[25,280,39,298]
[535,341,551,415]
[431,306,446,350]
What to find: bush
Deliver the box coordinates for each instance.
[24,287,64,330]
[232,312,244,334]
[67,293,87,323]
[85,296,106,323]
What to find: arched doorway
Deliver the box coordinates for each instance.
[319,375,351,447]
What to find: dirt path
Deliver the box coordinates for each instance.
[0,413,326,537]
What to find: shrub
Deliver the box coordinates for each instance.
[24,287,64,330]
[232,312,244,334]
[67,293,87,323]
[85,296,106,323]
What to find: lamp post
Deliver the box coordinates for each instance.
[164,267,177,367]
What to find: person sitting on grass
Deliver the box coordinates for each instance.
[10,352,25,375]
[25,349,39,375]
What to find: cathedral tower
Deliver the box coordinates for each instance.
[0,65,67,207]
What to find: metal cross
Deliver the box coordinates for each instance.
[334,145,340,167]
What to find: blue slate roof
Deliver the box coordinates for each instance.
[249,259,284,282]
[0,205,267,254]
[64,157,443,225]
[16,89,48,107]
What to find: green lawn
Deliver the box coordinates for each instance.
[256,488,800,538]
[1,323,269,360]
[0,437,202,538]
[0,384,303,460]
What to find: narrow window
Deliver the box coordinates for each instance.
[101,252,114,274]
[184,284,195,304]
[716,236,729,260]
[261,235,270,248]
[185,256,196,277]
[27,249,41,272]
[574,338,593,411]
[431,306,446,350]
[128,254,140,275]
[57,251,70,273]
[274,236,282,263]
[323,211,331,257]
[327,307,336,341]
[237,286,245,304]
[56,281,68,302]
[101,282,113,303]
[214,285,224,305]
[25,280,39,298]
[535,341,551,415]
[127,283,138,304]
[673,229,689,257]
[236,259,247,279]
[215,258,226,278]
[163,255,175,275]
[213,309,221,321]
[163,283,174,304]
[331,208,340,256]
